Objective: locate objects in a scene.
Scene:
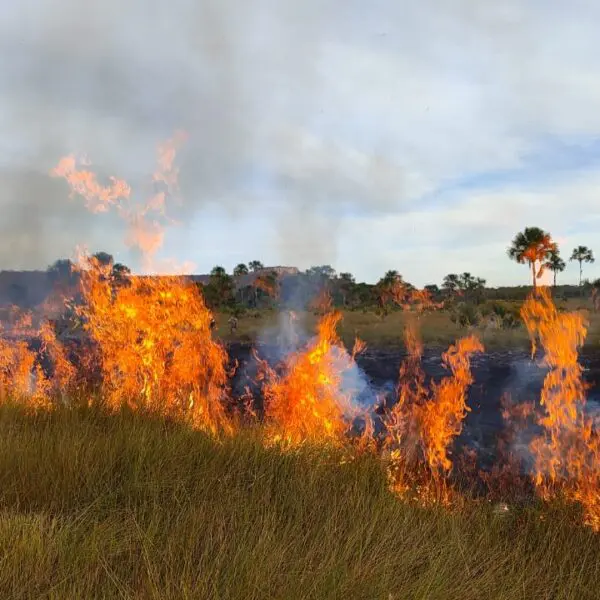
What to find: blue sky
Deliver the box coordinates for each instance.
[1,0,600,286]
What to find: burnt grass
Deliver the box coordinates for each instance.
[226,341,600,473]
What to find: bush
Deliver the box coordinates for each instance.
[450,302,481,328]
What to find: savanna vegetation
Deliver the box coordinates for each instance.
[0,403,598,600]
[3,147,600,598]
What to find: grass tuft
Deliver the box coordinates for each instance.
[0,404,598,599]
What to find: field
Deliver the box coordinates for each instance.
[0,404,599,600]
[214,298,600,348]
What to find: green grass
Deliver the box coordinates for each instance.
[215,300,600,349]
[0,405,598,599]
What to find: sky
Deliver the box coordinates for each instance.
[1,0,600,286]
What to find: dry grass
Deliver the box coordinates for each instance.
[0,404,598,599]
[216,299,600,349]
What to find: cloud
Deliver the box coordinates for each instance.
[1,0,600,281]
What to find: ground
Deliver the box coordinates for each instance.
[0,405,598,599]
[214,298,600,349]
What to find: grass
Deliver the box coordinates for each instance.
[215,299,600,349]
[0,404,598,599]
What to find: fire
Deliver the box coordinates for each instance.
[51,131,187,272]
[423,335,484,472]
[521,287,600,530]
[0,312,74,409]
[51,155,131,214]
[261,312,360,447]
[75,257,233,435]
[49,134,233,434]
[1,130,597,533]
[385,319,483,502]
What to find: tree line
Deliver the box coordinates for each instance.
[41,229,597,316]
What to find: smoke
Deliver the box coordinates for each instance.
[0,0,411,272]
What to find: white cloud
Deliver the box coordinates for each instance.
[1,0,600,283]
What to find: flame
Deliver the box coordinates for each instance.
[2,130,597,532]
[261,312,360,447]
[51,131,187,272]
[76,258,233,435]
[50,134,232,434]
[385,319,483,502]
[0,312,71,409]
[521,287,600,530]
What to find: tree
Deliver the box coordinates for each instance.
[233,263,249,277]
[112,262,132,288]
[545,248,566,288]
[254,270,279,306]
[442,274,461,294]
[570,246,595,287]
[248,260,264,273]
[47,259,78,287]
[306,265,336,280]
[205,266,234,308]
[591,279,600,312]
[375,270,408,316]
[92,251,114,267]
[337,272,356,307]
[424,284,440,300]
[459,272,486,291]
[210,265,227,278]
[507,227,556,291]
[442,273,485,303]
[459,272,486,303]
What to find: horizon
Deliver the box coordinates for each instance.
[0,259,594,290]
[2,2,600,286]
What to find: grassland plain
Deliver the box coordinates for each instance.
[215,298,600,349]
[0,404,598,600]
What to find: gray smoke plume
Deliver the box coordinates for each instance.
[0,0,412,272]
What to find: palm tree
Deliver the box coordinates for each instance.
[570,246,595,286]
[248,260,264,273]
[545,249,566,288]
[376,270,407,315]
[210,265,227,278]
[233,263,249,277]
[507,227,556,291]
[442,273,461,294]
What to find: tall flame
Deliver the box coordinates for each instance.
[385,319,483,501]
[262,312,360,447]
[77,259,233,435]
[521,288,600,530]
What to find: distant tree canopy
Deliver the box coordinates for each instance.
[202,266,235,309]
[47,259,78,287]
[441,273,486,305]
[305,265,336,280]
[233,263,249,277]
[545,248,566,287]
[570,246,595,287]
[248,260,264,273]
[92,251,114,267]
[507,227,556,290]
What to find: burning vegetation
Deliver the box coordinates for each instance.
[0,135,598,536]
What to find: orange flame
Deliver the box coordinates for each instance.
[0,312,70,409]
[385,320,483,502]
[51,131,187,272]
[522,287,600,530]
[76,258,233,435]
[262,312,361,447]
